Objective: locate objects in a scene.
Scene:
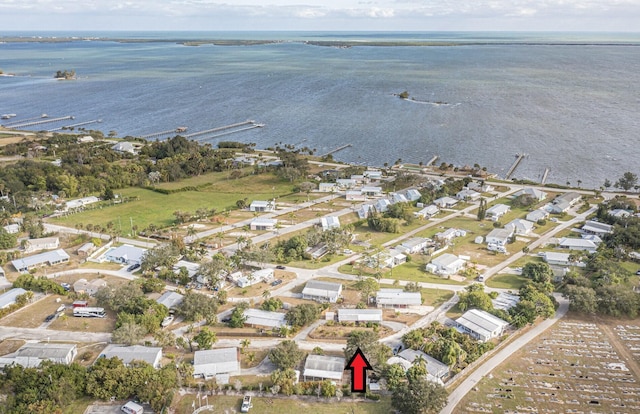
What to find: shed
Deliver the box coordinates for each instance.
[337,308,383,323]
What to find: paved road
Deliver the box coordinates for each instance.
[0,325,111,343]
[441,294,570,414]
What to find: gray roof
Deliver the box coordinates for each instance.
[526,209,548,221]
[106,245,146,263]
[486,203,510,215]
[486,228,513,240]
[401,237,429,250]
[558,237,597,250]
[543,252,571,263]
[376,289,421,306]
[456,309,509,339]
[582,220,613,234]
[431,253,464,268]
[11,249,70,272]
[337,308,383,322]
[0,288,27,309]
[156,291,184,310]
[303,354,345,381]
[243,308,287,328]
[555,192,581,204]
[193,348,239,376]
[12,343,76,361]
[397,349,449,378]
[303,280,342,296]
[100,345,162,367]
[321,216,341,230]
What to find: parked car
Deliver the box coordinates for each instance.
[636,270,640,276]
[45,314,56,322]
[127,263,141,272]
[275,265,286,270]
[240,395,253,413]
[270,279,283,286]
[60,283,71,291]
[161,316,174,327]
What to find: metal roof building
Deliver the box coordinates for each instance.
[193,347,240,379]
[105,245,146,265]
[303,354,345,383]
[99,345,163,369]
[376,289,421,308]
[0,342,77,368]
[0,288,27,309]
[397,349,450,380]
[337,308,383,323]
[320,216,341,231]
[455,309,509,342]
[11,249,70,273]
[156,291,184,311]
[243,308,287,329]
[302,280,342,303]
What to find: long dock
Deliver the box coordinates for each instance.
[321,144,352,157]
[541,168,550,184]
[184,120,255,139]
[192,124,264,141]
[505,153,526,180]
[140,127,188,140]
[426,155,439,167]
[11,115,74,129]
[48,119,102,132]
[2,114,47,127]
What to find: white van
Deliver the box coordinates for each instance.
[121,401,143,414]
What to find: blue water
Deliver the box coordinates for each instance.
[1,32,639,188]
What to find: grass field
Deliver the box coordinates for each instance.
[173,394,392,414]
[485,273,529,290]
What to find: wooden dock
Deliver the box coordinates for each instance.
[140,127,188,140]
[2,114,47,127]
[11,115,74,129]
[426,155,439,167]
[184,120,256,139]
[541,167,550,184]
[191,124,264,141]
[505,153,526,180]
[321,144,352,157]
[48,119,102,132]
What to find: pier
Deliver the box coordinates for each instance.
[48,119,102,132]
[193,124,264,141]
[184,120,259,139]
[426,155,439,167]
[541,167,550,184]
[320,144,352,158]
[2,114,48,127]
[505,153,526,180]
[10,115,74,129]
[140,127,189,140]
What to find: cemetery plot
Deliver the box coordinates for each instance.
[458,317,640,413]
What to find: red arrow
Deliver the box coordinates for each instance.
[346,348,372,393]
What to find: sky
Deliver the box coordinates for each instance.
[1,0,640,32]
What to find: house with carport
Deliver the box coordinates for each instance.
[302,354,345,383]
[193,347,240,381]
[455,309,510,342]
[376,289,421,309]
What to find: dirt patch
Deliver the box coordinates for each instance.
[308,323,392,340]
[0,294,67,328]
[0,339,25,355]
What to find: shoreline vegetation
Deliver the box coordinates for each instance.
[2,36,640,47]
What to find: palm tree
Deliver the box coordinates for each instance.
[247,351,256,365]
[262,290,271,299]
[240,339,251,354]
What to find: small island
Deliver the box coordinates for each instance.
[395,90,452,106]
[54,69,76,80]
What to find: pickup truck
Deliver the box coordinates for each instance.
[240,395,252,412]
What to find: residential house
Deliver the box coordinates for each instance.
[235,269,273,288]
[0,288,27,309]
[111,141,136,154]
[581,220,613,236]
[336,178,357,189]
[404,189,422,202]
[73,278,107,296]
[426,253,466,276]
[485,228,513,247]
[302,280,342,303]
[357,204,373,219]
[11,249,70,273]
[249,200,275,212]
[0,343,77,368]
[303,354,345,383]
[65,196,100,210]
[361,186,383,197]
[543,252,573,267]
[609,209,632,219]
[557,237,598,253]
[345,190,366,201]
[364,170,383,180]
[350,174,365,184]
[24,237,59,253]
[156,291,184,312]
[105,245,146,265]
[376,289,421,309]
[526,209,549,222]
[320,216,341,231]
[367,248,407,269]
[77,242,96,257]
[455,309,510,342]
[397,349,450,381]
[307,243,329,260]
[374,198,391,213]
[414,205,439,219]
[485,204,510,222]
[250,218,278,231]
[318,183,337,193]
[505,218,534,236]
[397,237,431,254]
[243,308,288,329]
[550,192,582,213]
[491,292,520,311]
[513,187,547,201]
[456,189,481,201]
[467,182,494,193]
[173,260,200,279]
[337,309,383,323]
[434,228,466,244]
[99,345,163,369]
[193,348,240,380]
[433,196,458,208]
[77,135,94,143]
[391,193,409,204]
[2,224,20,234]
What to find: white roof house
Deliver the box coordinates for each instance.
[491,292,521,311]
[320,216,341,231]
[486,228,514,247]
[398,237,431,254]
[374,198,391,213]
[249,200,275,212]
[376,289,421,308]
[456,309,510,342]
[303,354,345,383]
[513,188,547,201]
[405,189,422,202]
[337,308,383,323]
[105,245,146,265]
[0,288,27,309]
[99,345,162,369]
[156,291,184,311]
[73,278,107,296]
[357,204,373,219]
[609,209,632,218]
[0,343,77,368]
[433,196,458,208]
[543,252,572,267]
[505,218,534,235]
[11,249,70,273]
[486,204,510,221]
[318,183,337,193]
[414,205,439,219]
[526,209,549,222]
[397,349,450,380]
[336,178,357,189]
[364,170,383,180]
[391,193,409,204]
[345,190,366,201]
[302,280,342,303]
[456,189,481,201]
[250,217,278,231]
[557,237,598,253]
[112,141,136,154]
[243,308,288,329]
[65,196,100,210]
[361,186,383,197]
[582,220,613,236]
[427,253,466,276]
[435,228,466,243]
[24,237,59,253]
[2,223,20,234]
[193,348,240,379]
[77,242,96,257]
[174,260,200,278]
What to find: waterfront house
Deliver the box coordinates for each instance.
[513,187,547,201]
[364,169,383,180]
[581,220,613,236]
[550,192,582,213]
[111,141,136,154]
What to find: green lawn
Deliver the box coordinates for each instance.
[485,273,529,290]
